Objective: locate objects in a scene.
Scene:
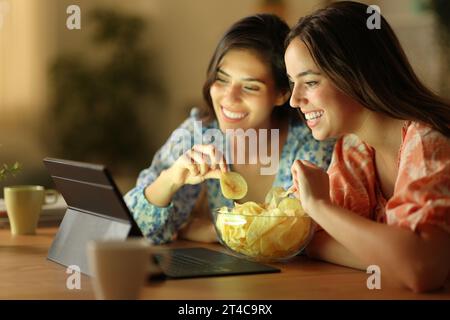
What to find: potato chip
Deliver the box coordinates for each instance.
[233,201,264,215]
[264,186,285,205]
[263,217,296,249]
[220,172,248,200]
[277,198,305,216]
[246,215,287,246]
[214,185,313,261]
[217,214,249,255]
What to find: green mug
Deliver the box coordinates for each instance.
[4,185,58,235]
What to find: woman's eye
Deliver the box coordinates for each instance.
[305,81,318,88]
[288,81,295,90]
[244,86,259,92]
[216,77,228,83]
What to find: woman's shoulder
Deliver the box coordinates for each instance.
[400,121,450,164]
[403,121,448,142]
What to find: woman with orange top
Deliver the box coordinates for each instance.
[285,1,450,292]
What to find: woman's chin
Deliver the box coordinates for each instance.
[312,129,329,141]
[218,119,248,131]
[218,122,238,132]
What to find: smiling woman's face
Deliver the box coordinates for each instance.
[210,49,287,132]
[284,38,366,140]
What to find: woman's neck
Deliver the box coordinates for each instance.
[353,113,405,199]
[354,112,404,157]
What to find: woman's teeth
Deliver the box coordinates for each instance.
[305,111,324,120]
[222,107,247,120]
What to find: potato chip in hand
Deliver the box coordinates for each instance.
[220,172,248,200]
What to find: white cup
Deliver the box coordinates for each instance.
[87,238,156,300]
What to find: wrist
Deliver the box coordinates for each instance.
[304,199,332,217]
[160,168,183,192]
[144,169,181,207]
[314,199,333,213]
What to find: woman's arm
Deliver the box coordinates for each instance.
[306,230,367,271]
[291,159,450,293]
[144,168,180,207]
[124,115,205,244]
[126,111,227,244]
[309,200,450,293]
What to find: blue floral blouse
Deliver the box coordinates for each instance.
[124,108,335,244]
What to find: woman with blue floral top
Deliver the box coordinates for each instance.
[124,14,334,244]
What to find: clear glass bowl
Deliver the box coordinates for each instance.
[211,208,315,262]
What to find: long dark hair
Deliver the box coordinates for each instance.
[202,14,298,122]
[286,1,450,137]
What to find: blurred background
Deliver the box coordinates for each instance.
[1,0,449,196]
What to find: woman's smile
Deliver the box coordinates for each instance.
[220,106,249,123]
[304,110,325,128]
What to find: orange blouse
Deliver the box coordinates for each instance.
[328,121,450,234]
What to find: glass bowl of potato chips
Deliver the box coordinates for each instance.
[212,187,315,262]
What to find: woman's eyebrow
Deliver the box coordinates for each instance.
[217,69,230,77]
[242,77,266,84]
[295,70,321,78]
[218,68,266,84]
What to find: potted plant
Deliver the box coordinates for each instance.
[0,161,21,220]
[47,7,165,176]
[0,162,21,182]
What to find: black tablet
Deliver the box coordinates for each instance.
[43,157,142,275]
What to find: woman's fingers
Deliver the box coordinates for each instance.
[292,159,318,177]
[176,146,225,185]
[291,160,302,179]
[192,145,217,170]
[291,160,302,196]
[300,159,320,169]
[180,153,199,177]
[218,157,228,173]
[204,169,222,180]
[287,185,297,194]
[187,149,208,176]
[192,144,228,173]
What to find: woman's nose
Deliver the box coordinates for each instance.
[223,85,241,104]
[289,85,307,108]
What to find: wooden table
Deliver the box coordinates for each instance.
[1,227,449,300]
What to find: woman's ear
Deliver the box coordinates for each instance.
[275,89,291,106]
